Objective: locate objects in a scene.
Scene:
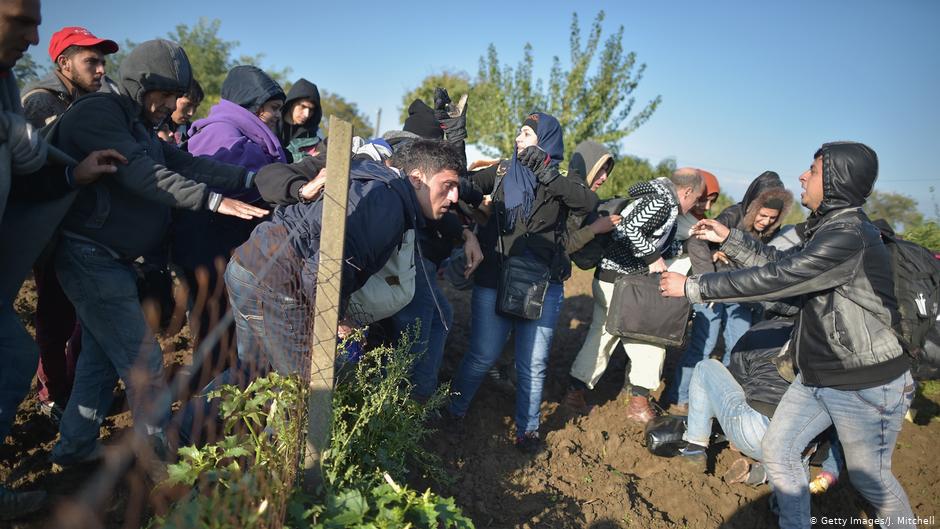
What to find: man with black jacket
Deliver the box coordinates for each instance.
[661,142,915,529]
[48,39,267,468]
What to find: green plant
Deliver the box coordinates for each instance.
[287,474,474,529]
[324,327,449,491]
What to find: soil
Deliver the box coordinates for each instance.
[2,269,939,528]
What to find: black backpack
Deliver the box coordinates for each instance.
[882,232,940,364]
[569,196,631,270]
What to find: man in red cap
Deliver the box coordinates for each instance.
[20,26,118,427]
[21,26,118,129]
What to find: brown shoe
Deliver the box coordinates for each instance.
[667,403,689,416]
[562,388,592,416]
[625,395,655,424]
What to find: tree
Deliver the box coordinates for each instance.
[14,52,46,89]
[399,71,471,124]
[320,90,373,138]
[468,11,660,161]
[106,19,292,119]
[902,220,940,251]
[864,190,924,233]
[709,193,736,218]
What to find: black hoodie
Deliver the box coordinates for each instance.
[279,78,322,146]
[53,39,247,259]
[221,65,285,113]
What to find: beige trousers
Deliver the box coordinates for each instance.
[569,278,665,391]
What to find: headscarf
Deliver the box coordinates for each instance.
[502,111,563,229]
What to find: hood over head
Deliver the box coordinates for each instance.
[740,170,784,212]
[117,39,192,108]
[568,140,614,187]
[281,77,322,139]
[814,141,878,216]
[221,65,285,114]
[742,186,795,239]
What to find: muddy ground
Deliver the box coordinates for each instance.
[2,269,939,528]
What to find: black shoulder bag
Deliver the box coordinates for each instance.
[493,169,552,320]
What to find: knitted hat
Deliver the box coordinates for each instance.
[763,197,785,211]
[403,99,443,139]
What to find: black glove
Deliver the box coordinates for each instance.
[433,87,467,143]
[519,145,559,184]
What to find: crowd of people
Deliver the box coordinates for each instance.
[0,2,928,528]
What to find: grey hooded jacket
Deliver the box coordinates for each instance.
[53,39,249,259]
[686,142,908,390]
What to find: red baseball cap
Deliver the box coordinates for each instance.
[48,26,119,62]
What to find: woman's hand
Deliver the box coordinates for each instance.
[647,257,668,274]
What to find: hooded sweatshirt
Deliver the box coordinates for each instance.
[564,140,614,254]
[53,39,248,259]
[279,78,322,147]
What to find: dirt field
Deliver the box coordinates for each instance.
[2,269,939,528]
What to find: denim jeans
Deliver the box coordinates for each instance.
[666,303,722,405]
[721,303,753,363]
[391,256,453,401]
[0,300,40,441]
[225,259,310,378]
[449,283,564,437]
[684,359,770,460]
[762,372,915,529]
[177,259,310,445]
[52,237,168,464]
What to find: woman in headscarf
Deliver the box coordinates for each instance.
[448,112,597,452]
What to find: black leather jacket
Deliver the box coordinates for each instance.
[686,142,909,390]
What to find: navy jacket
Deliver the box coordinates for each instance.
[232,160,423,315]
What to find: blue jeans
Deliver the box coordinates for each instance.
[449,283,563,437]
[762,372,915,529]
[52,237,168,463]
[225,259,310,377]
[391,256,453,401]
[666,303,722,405]
[721,303,753,363]
[684,359,770,460]
[0,300,39,441]
[668,302,753,405]
[178,260,310,444]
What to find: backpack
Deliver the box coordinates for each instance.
[348,228,416,324]
[882,232,940,366]
[569,196,631,270]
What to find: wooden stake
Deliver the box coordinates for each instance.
[303,116,353,492]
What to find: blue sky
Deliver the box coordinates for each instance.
[37,0,940,214]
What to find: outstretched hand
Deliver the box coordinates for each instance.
[217,198,269,220]
[659,271,688,298]
[691,219,731,244]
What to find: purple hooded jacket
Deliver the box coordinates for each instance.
[188,98,288,202]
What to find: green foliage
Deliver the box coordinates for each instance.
[324,328,447,491]
[864,190,925,233]
[286,477,474,529]
[903,220,940,250]
[320,90,374,138]
[708,193,736,218]
[464,11,659,160]
[596,155,675,200]
[399,71,472,124]
[13,52,46,89]
[782,202,807,226]
[154,331,467,528]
